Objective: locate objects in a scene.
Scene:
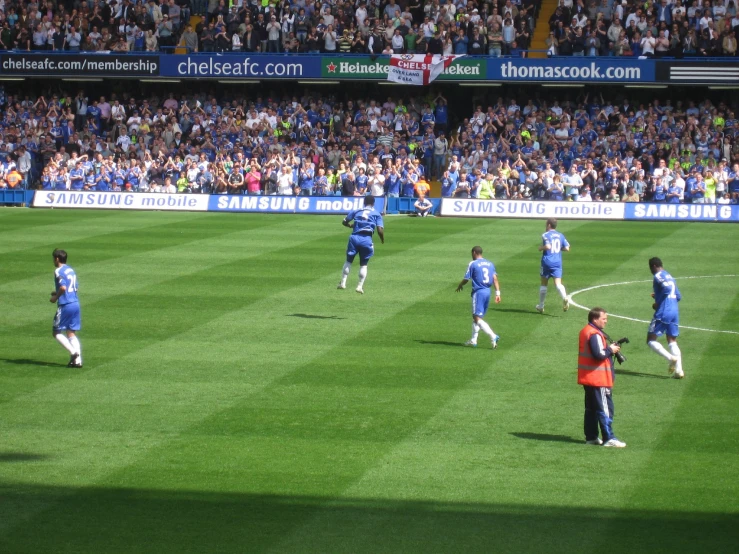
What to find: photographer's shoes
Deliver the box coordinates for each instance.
[603,438,627,448]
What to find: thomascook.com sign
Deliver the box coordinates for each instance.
[321,57,485,80]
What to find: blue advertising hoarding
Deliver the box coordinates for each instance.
[159,54,322,79]
[4,52,739,84]
[624,203,739,222]
[209,195,385,214]
[487,58,652,82]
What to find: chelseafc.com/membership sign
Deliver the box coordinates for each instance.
[0,53,159,76]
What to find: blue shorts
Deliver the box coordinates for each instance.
[472,289,491,317]
[540,264,563,279]
[648,317,679,338]
[346,234,374,266]
[53,302,81,333]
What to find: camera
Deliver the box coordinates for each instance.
[607,336,630,364]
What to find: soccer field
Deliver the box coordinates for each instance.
[1,209,738,553]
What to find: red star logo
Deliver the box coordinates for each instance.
[327,62,337,73]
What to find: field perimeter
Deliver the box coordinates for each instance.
[1,209,738,553]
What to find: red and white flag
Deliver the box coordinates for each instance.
[387,54,463,86]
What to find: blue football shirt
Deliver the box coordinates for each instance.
[54,264,79,306]
[345,208,383,236]
[653,269,680,321]
[464,258,496,293]
[541,230,569,269]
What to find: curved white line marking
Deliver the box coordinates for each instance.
[569,275,739,335]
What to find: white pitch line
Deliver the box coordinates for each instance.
[569,275,739,335]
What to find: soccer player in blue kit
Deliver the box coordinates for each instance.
[50,249,83,368]
[456,246,501,348]
[536,218,571,314]
[647,257,683,378]
[338,196,384,294]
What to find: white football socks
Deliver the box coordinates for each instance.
[477,319,496,340]
[648,340,673,361]
[340,262,351,287]
[668,342,683,374]
[69,335,82,364]
[55,333,75,355]
[556,283,568,300]
[471,323,480,342]
[538,286,547,307]
[358,266,368,288]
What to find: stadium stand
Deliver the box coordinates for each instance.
[1,82,737,204]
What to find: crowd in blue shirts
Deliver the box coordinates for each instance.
[439,92,739,203]
[1,85,737,203]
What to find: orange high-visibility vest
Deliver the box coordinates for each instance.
[577,324,613,387]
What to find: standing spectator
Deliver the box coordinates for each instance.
[391,29,405,52]
[266,14,281,52]
[168,0,181,32]
[640,29,656,57]
[426,29,443,54]
[502,18,516,54]
[489,23,504,56]
[201,22,216,52]
[64,26,81,51]
[433,132,448,180]
[158,15,174,48]
[453,29,469,53]
[181,24,198,52]
[323,24,337,52]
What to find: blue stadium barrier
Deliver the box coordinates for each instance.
[0,190,33,206]
[385,197,441,215]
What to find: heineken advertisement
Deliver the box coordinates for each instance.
[321,56,486,81]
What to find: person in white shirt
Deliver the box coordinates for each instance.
[368,168,386,196]
[564,166,583,200]
[163,177,177,193]
[277,165,294,195]
[640,29,657,56]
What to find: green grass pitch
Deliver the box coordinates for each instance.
[1,208,738,553]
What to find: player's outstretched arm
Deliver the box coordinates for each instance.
[455,279,468,293]
[377,226,385,244]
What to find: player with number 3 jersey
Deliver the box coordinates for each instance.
[647,257,683,378]
[456,246,501,349]
[536,218,571,314]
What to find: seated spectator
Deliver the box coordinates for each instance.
[414,194,433,216]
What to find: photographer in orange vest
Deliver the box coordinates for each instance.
[578,307,626,448]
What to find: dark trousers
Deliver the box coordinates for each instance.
[583,385,614,441]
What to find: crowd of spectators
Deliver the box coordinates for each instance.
[0,0,544,55]
[0,85,738,204]
[1,0,738,56]
[547,0,739,57]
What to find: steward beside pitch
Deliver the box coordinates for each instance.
[577,307,626,448]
